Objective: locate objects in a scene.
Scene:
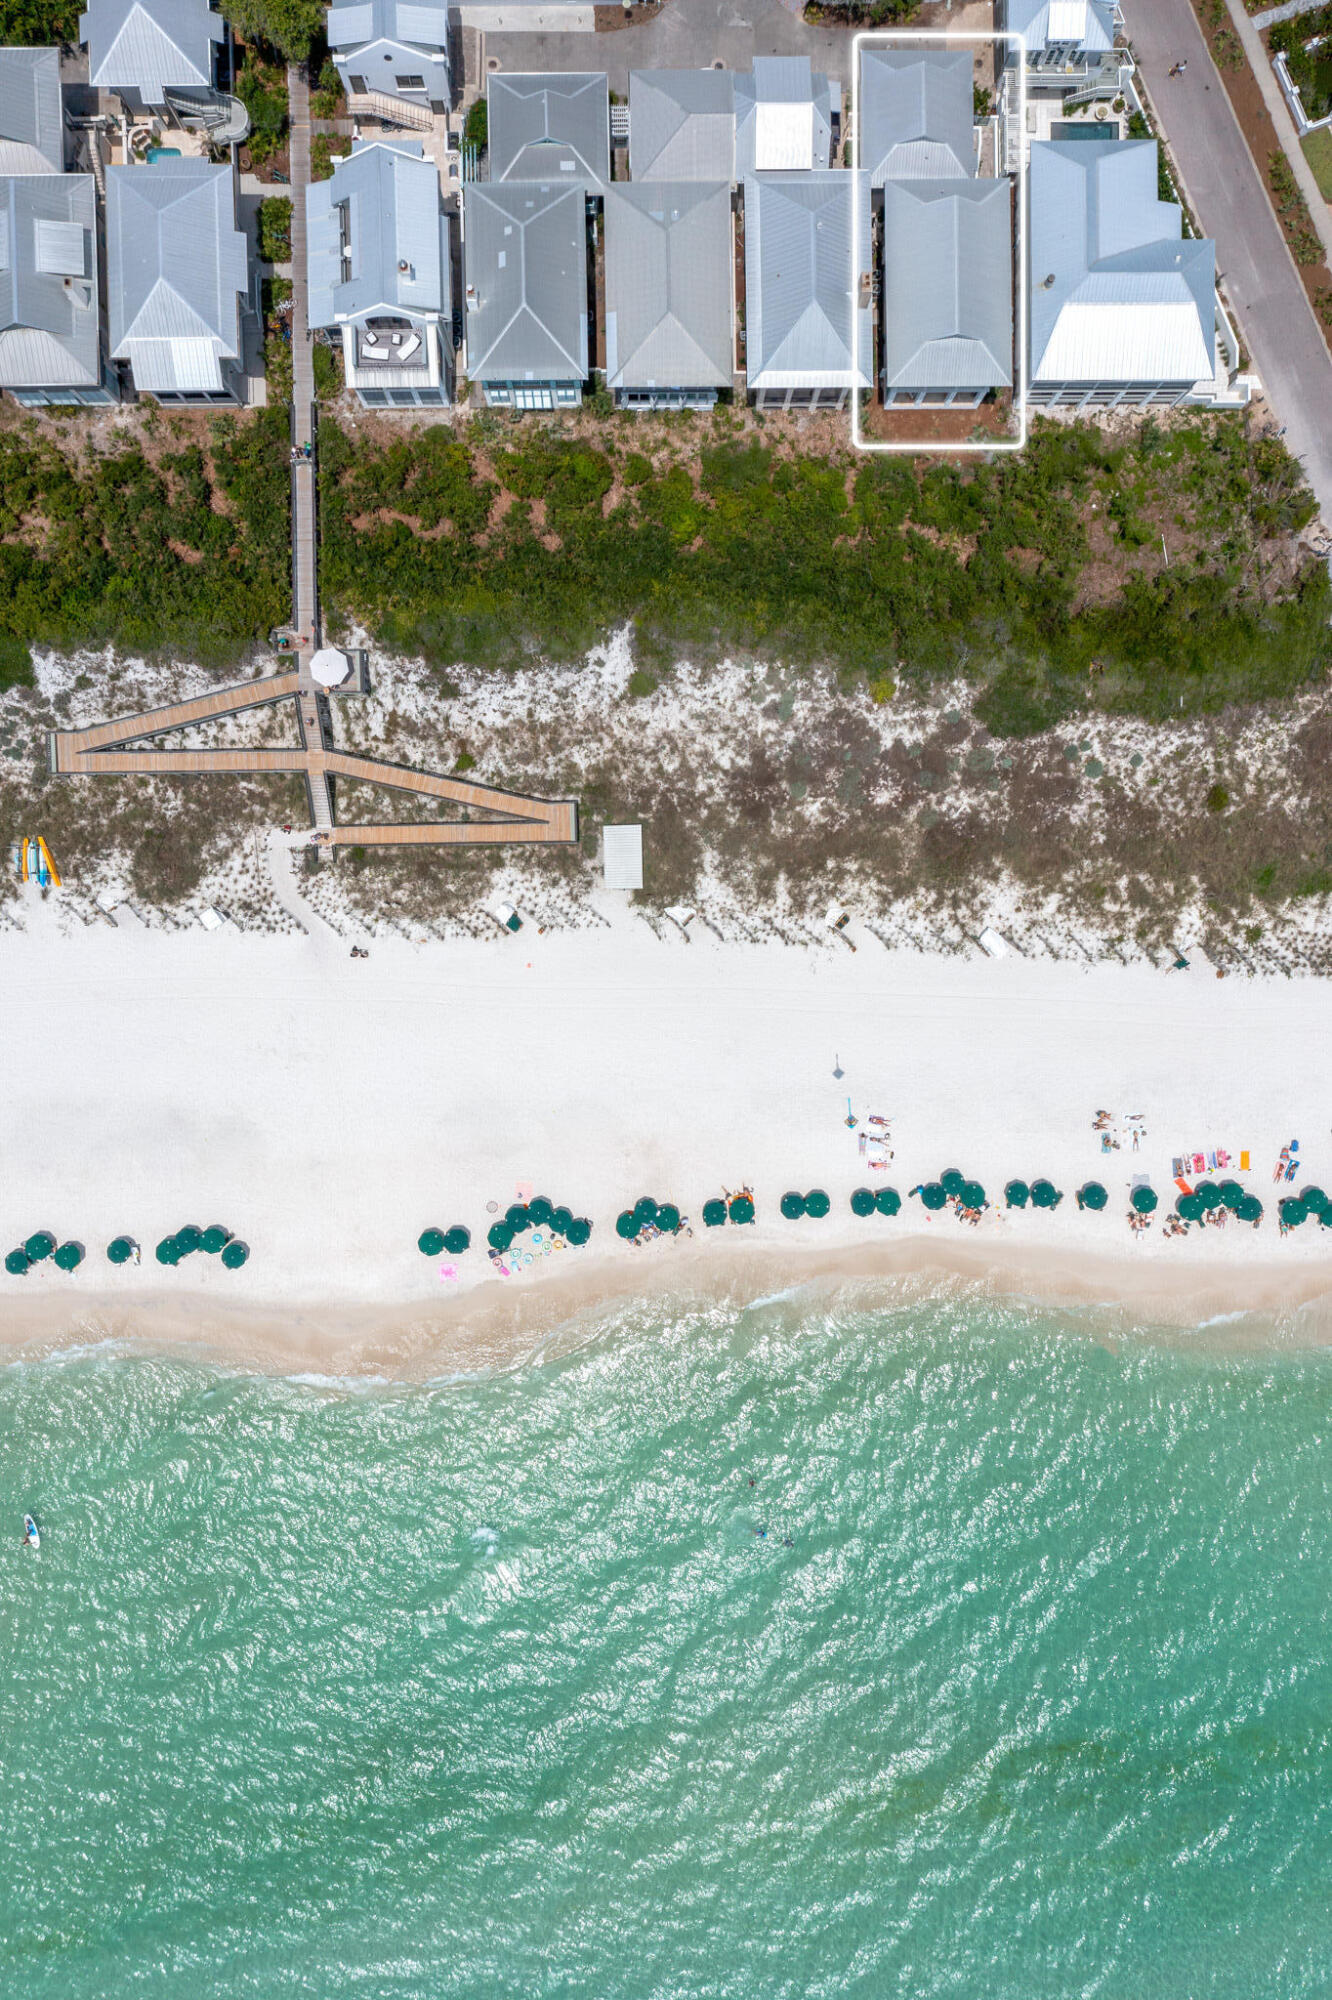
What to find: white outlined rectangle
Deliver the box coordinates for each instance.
[851,29,1027,454]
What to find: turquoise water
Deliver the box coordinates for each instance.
[2,1292,1332,1998]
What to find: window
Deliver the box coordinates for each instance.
[395,74,426,90]
[349,74,367,93]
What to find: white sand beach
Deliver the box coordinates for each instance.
[4,882,1332,1367]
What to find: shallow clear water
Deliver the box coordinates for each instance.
[2,1293,1331,1998]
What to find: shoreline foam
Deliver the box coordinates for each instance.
[5,1235,1332,1378]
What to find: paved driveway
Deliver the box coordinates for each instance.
[1122,0,1332,525]
[482,0,851,94]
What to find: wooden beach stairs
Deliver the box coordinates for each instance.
[46,673,579,850]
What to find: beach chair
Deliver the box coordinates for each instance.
[1240,1151,1250,1172]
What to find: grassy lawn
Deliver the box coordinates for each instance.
[1302,126,1332,203]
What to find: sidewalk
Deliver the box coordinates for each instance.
[1221,0,1332,265]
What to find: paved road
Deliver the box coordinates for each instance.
[1123,0,1332,525]
[484,0,850,95]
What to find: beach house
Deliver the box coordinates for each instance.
[734,56,838,177]
[999,0,1125,93]
[308,138,453,408]
[1027,138,1218,407]
[79,0,224,114]
[486,71,609,185]
[604,179,733,409]
[880,178,1012,407]
[0,170,110,404]
[858,48,976,185]
[325,0,450,124]
[106,158,249,402]
[742,171,870,411]
[627,69,735,182]
[0,47,65,174]
[858,47,1013,410]
[462,179,587,408]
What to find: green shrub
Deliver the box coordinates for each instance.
[221,0,323,59]
[1206,782,1230,813]
[463,97,487,150]
[257,195,291,264]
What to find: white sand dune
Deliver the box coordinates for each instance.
[3,885,1331,1367]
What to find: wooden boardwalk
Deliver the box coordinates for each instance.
[48,677,578,844]
[45,66,580,857]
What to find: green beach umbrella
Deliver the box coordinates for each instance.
[1298,1184,1328,1219]
[1030,1180,1060,1210]
[418,1228,447,1258]
[5,1249,29,1276]
[488,1222,513,1252]
[780,1192,806,1221]
[961,1181,986,1211]
[527,1197,555,1228]
[176,1224,203,1255]
[940,1168,966,1200]
[505,1203,530,1233]
[1217,1180,1245,1212]
[702,1199,727,1228]
[657,1204,681,1234]
[875,1188,901,1217]
[201,1225,231,1255]
[1238,1194,1263,1224]
[444,1226,470,1255]
[1279,1197,1308,1228]
[804,1189,831,1219]
[729,1195,755,1225]
[566,1218,592,1247]
[1005,1180,1030,1209]
[53,1241,83,1272]
[921,1182,947,1211]
[1078,1182,1108,1212]
[551,1207,574,1239]
[107,1236,137,1265]
[1176,1193,1205,1223]
[634,1198,659,1231]
[1193,1183,1219,1211]
[850,1188,876,1217]
[155,1236,181,1265]
[1131,1186,1158,1215]
[616,1210,639,1240]
[221,1240,250,1269]
[24,1231,55,1263]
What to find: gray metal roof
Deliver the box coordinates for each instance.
[106,159,246,393]
[463,179,587,383]
[1029,140,1214,385]
[604,180,732,390]
[79,0,221,102]
[735,58,836,178]
[0,48,64,174]
[743,171,870,390]
[0,172,100,389]
[859,50,975,186]
[488,72,609,185]
[326,0,449,54]
[881,178,1012,391]
[307,139,447,330]
[1002,0,1116,53]
[628,70,735,182]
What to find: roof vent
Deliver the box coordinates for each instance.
[1041,272,1056,289]
[398,259,412,275]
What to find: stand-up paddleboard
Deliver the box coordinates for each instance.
[23,1514,39,1550]
[36,837,61,888]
